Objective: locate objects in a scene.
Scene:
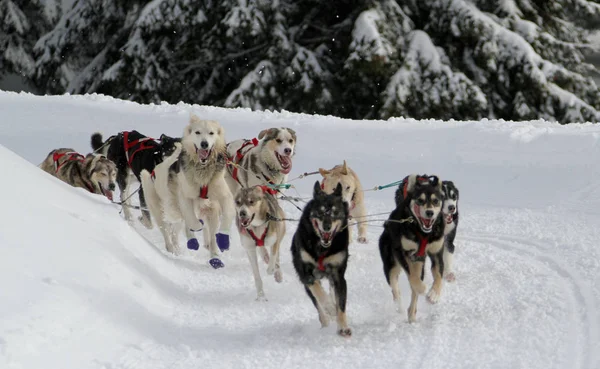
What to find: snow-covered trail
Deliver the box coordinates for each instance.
[1,91,599,369]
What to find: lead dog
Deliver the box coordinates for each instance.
[441,180,460,282]
[39,148,116,200]
[225,127,296,196]
[291,181,352,337]
[235,186,285,300]
[140,115,235,268]
[91,130,181,228]
[319,160,368,244]
[379,174,445,323]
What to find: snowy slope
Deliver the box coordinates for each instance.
[1,91,599,369]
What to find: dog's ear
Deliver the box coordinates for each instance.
[405,174,418,194]
[159,133,169,141]
[340,160,348,175]
[313,180,323,198]
[286,128,297,142]
[258,128,276,140]
[333,182,343,197]
[318,168,329,177]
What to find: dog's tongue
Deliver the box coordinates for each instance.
[446,214,453,224]
[323,232,332,242]
[279,155,292,174]
[104,189,113,201]
[198,149,210,160]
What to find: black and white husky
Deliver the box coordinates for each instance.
[291,181,352,337]
[140,115,235,269]
[91,130,180,228]
[441,180,459,282]
[379,174,446,323]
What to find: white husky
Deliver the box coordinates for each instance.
[140,115,235,268]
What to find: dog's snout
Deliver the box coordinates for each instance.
[425,210,434,218]
[323,219,332,231]
[239,210,247,218]
[108,183,116,191]
[448,205,456,212]
[200,141,209,149]
[284,147,292,155]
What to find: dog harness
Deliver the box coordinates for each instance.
[199,185,209,199]
[414,233,429,259]
[242,225,269,247]
[122,131,158,168]
[53,151,85,173]
[317,254,328,272]
[227,138,259,185]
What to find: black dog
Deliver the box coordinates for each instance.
[441,180,459,282]
[291,181,352,337]
[91,130,180,228]
[379,174,446,323]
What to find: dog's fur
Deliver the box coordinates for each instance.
[291,181,352,337]
[319,160,368,244]
[39,148,116,199]
[225,127,296,196]
[379,174,446,323]
[91,130,181,229]
[140,115,235,263]
[235,186,285,300]
[441,180,460,282]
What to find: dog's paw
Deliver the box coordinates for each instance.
[357,237,368,244]
[274,268,283,283]
[426,289,441,304]
[256,292,268,302]
[337,328,352,337]
[260,248,270,265]
[216,233,230,252]
[209,257,224,269]
[444,272,456,282]
[187,238,200,251]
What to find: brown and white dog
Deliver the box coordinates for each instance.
[225,127,297,196]
[319,160,368,244]
[235,185,285,300]
[39,148,116,200]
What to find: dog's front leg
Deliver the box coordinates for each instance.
[407,260,427,295]
[306,281,330,328]
[267,224,284,283]
[178,195,204,232]
[332,273,351,337]
[427,250,444,304]
[214,177,235,252]
[353,202,368,244]
[242,238,265,301]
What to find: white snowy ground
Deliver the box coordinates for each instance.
[1,91,599,369]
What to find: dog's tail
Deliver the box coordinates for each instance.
[91,132,104,151]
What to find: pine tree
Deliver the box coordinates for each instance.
[0,0,56,80]
[29,0,600,123]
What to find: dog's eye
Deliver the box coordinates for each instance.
[276,139,282,143]
[288,139,293,143]
[432,199,440,206]
[345,186,351,191]
[416,199,426,206]
[195,131,200,135]
[249,200,254,205]
[235,200,241,206]
[209,132,214,135]
[451,195,457,200]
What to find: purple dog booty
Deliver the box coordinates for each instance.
[209,258,225,269]
[187,238,200,251]
[216,233,230,252]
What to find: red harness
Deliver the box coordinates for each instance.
[317,254,327,271]
[227,138,259,185]
[415,233,429,258]
[53,151,85,173]
[123,131,157,168]
[199,185,208,199]
[242,225,269,247]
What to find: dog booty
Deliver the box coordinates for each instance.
[209,258,224,269]
[187,238,200,251]
[216,233,230,252]
[189,219,204,232]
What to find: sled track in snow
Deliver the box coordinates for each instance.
[463,233,599,369]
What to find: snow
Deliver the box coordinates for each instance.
[1,91,600,369]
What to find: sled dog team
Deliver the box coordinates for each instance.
[39,114,460,337]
